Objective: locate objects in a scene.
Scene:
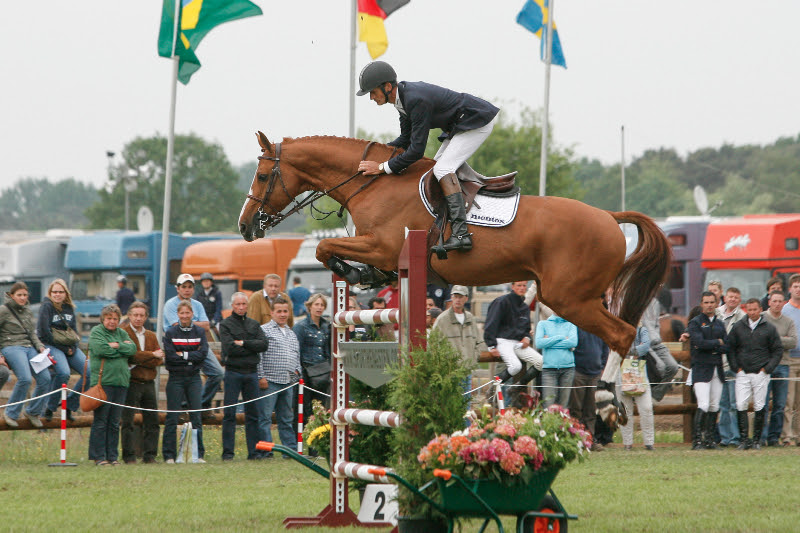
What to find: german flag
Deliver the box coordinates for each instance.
[357,0,409,59]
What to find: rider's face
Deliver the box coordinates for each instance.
[369,83,392,105]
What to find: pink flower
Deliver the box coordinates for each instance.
[500,451,524,475]
[513,435,538,457]
[489,438,511,458]
[494,424,517,438]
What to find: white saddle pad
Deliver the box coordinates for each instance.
[418,172,520,228]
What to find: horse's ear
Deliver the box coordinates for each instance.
[256,131,272,153]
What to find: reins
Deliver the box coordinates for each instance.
[247,141,398,231]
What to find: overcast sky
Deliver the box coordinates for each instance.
[2,0,798,192]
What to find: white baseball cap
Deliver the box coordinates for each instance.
[450,285,469,296]
[176,273,195,286]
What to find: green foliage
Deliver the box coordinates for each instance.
[84,134,243,233]
[0,177,98,230]
[347,381,393,489]
[387,331,472,517]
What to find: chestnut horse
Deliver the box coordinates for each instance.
[238,133,671,354]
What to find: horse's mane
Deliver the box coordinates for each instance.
[281,135,371,147]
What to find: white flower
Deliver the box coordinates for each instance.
[451,429,468,437]
[533,418,540,425]
[558,452,564,458]
[539,430,546,437]
[554,435,559,442]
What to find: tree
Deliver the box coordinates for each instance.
[0,177,98,230]
[85,134,243,233]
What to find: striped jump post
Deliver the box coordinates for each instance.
[282,230,427,530]
[48,384,77,467]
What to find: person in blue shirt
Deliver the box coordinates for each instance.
[287,277,311,318]
[536,313,578,408]
[162,273,223,418]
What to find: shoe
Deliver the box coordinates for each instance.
[441,191,473,252]
[644,445,654,451]
[703,411,719,449]
[195,458,207,464]
[43,409,54,422]
[165,459,175,464]
[124,459,137,464]
[751,410,766,451]
[692,410,706,450]
[624,445,633,451]
[223,456,235,462]
[143,457,158,464]
[3,411,19,428]
[66,409,75,422]
[590,443,604,452]
[736,411,750,450]
[767,440,779,447]
[95,460,111,466]
[23,411,43,428]
[111,460,121,466]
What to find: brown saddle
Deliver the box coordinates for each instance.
[424,164,518,286]
[423,163,517,215]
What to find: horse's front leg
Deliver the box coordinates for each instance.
[316,234,398,284]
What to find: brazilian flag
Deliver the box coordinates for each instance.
[158,0,263,84]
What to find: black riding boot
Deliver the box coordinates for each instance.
[751,410,766,450]
[519,365,540,385]
[442,192,472,252]
[736,411,750,450]
[692,410,707,450]
[495,369,513,383]
[704,411,719,449]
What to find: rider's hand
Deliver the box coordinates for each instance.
[358,160,382,176]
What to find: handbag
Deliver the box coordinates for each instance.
[80,357,107,412]
[621,356,647,396]
[51,309,80,347]
[303,360,331,390]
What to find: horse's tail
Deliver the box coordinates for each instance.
[609,211,672,328]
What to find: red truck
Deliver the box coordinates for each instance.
[701,214,800,301]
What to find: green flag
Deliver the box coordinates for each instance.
[158,0,263,84]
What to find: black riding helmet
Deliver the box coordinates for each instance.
[356,61,397,97]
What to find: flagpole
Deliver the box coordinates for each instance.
[538,0,555,197]
[156,0,181,344]
[620,125,626,211]
[348,0,357,138]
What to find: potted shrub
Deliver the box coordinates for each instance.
[387,331,474,533]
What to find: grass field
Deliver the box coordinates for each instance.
[1,426,799,532]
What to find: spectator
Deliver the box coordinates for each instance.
[781,274,800,446]
[377,280,399,310]
[688,291,728,450]
[432,285,485,397]
[485,281,542,392]
[288,276,311,318]
[536,313,578,408]
[195,273,222,328]
[162,300,209,464]
[248,273,294,327]
[426,307,442,330]
[707,280,724,307]
[761,291,797,446]
[760,276,788,311]
[0,357,9,394]
[1,281,51,429]
[88,304,136,465]
[163,273,223,419]
[115,275,136,316]
[258,297,302,456]
[426,298,436,312]
[347,296,369,341]
[427,283,451,310]
[38,279,87,422]
[616,324,655,450]
[715,287,747,447]
[727,298,782,450]
[219,292,269,461]
[294,293,332,419]
[570,328,609,451]
[640,297,679,402]
[366,297,394,341]
[120,302,164,464]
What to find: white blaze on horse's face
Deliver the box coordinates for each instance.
[238,182,255,225]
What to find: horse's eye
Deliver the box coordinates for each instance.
[257,173,268,182]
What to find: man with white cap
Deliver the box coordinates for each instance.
[115,275,135,315]
[432,285,486,396]
[162,273,223,418]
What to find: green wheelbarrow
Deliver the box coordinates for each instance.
[368,466,577,533]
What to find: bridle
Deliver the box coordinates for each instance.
[246,141,395,232]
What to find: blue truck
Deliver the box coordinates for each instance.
[65,231,235,322]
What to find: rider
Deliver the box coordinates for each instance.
[356,61,500,254]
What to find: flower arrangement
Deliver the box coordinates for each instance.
[302,400,333,459]
[417,398,592,487]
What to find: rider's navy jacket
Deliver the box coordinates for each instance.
[386,81,499,174]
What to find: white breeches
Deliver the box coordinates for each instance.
[735,371,770,411]
[432,116,497,179]
[693,368,723,413]
[496,338,543,376]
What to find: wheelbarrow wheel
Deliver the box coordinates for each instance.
[522,495,568,533]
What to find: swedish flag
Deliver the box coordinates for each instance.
[516,0,567,69]
[158,0,263,84]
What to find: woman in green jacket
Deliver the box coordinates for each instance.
[87,304,136,465]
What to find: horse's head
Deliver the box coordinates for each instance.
[239,131,301,241]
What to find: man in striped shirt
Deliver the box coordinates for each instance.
[257,296,302,457]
